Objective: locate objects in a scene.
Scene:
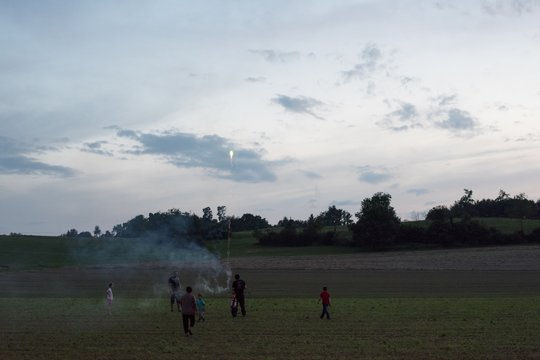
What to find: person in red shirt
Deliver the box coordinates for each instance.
[318,286,331,320]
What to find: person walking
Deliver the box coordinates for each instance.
[232,274,247,317]
[196,293,206,322]
[180,286,197,336]
[318,286,331,320]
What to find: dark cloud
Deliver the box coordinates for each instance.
[272,94,324,119]
[249,49,301,63]
[407,188,429,196]
[379,101,422,131]
[81,141,113,156]
[0,136,76,177]
[116,130,280,183]
[342,43,383,81]
[357,165,392,184]
[435,108,477,131]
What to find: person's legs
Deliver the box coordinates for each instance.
[320,304,330,319]
[170,294,175,312]
[189,315,195,334]
[238,296,246,316]
[182,314,189,335]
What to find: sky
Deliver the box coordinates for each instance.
[1,0,540,235]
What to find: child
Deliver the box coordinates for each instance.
[106,283,114,315]
[230,292,238,318]
[318,286,331,320]
[196,293,206,322]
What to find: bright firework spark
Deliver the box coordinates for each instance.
[229,150,234,166]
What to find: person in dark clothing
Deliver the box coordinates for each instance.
[232,274,247,317]
[180,286,197,336]
[168,271,181,312]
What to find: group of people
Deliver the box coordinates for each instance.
[168,271,247,336]
[106,271,331,337]
[168,271,207,336]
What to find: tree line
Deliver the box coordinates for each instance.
[60,188,540,250]
[256,190,540,249]
[62,206,269,242]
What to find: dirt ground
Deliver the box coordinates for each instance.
[229,244,540,270]
[1,244,540,298]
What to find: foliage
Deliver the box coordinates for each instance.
[350,192,401,249]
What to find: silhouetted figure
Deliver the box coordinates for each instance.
[232,274,247,317]
[168,271,181,312]
[180,286,197,336]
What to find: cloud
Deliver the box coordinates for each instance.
[433,94,458,107]
[407,188,429,196]
[379,101,423,131]
[272,94,325,119]
[300,170,323,179]
[357,165,393,184]
[342,43,383,81]
[435,108,477,131]
[249,49,301,63]
[81,141,114,156]
[245,76,267,83]
[0,136,76,177]
[481,0,540,15]
[330,199,362,207]
[116,129,281,183]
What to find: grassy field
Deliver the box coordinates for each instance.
[1,296,540,360]
[2,230,540,359]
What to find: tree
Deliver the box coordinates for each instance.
[202,207,213,222]
[426,206,451,222]
[93,225,101,238]
[350,192,400,249]
[65,229,78,237]
[217,206,227,222]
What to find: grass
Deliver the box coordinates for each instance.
[208,230,356,258]
[1,296,539,359]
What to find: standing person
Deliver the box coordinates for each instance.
[232,274,247,317]
[318,286,331,320]
[230,292,238,318]
[168,271,181,312]
[106,283,114,315]
[179,286,197,337]
[196,293,206,322]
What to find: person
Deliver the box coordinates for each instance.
[179,286,197,337]
[230,292,238,318]
[318,286,331,320]
[106,282,114,315]
[232,274,247,317]
[196,293,206,322]
[168,271,181,312]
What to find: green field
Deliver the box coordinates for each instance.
[2,296,540,360]
[2,229,540,359]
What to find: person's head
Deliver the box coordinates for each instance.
[109,282,113,288]
[234,274,240,280]
[198,293,203,298]
[172,271,178,277]
[323,286,327,291]
[186,286,192,293]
